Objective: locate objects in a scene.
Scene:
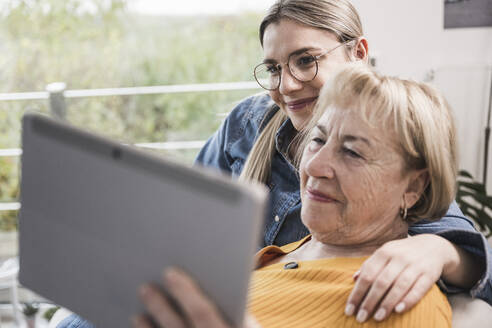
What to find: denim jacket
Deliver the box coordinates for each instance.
[195,93,492,303]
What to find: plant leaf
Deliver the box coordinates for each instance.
[458,181,486,193]
[458,170,474,179]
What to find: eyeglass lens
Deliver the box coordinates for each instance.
[254,52,319,90]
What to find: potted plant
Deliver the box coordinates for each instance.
[456,170,492,237]
[22,302,39,328]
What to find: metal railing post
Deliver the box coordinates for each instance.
[46,82,67,120]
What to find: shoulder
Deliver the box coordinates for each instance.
[225,92,277,133]
[194,92,277,174]
[222,92,278,161]
[409,285,452,327]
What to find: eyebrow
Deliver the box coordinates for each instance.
[263,47,319,64]
[342,135,371,147]
[314,125,371,146]
[314,124,327,135]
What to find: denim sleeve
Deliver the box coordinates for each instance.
[194,96,258,174]
[194,115,235,174]
[194,94,271,175]
[56,314,95,328]
[409,201,492,305]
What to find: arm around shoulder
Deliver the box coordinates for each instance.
[409,201,492,304]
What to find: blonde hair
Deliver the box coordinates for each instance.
[240,0,364,183]
[297,64,458,222]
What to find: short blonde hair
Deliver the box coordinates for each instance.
[298,64,458,223]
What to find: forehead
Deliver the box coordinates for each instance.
[317,105,397,146]
[262,19,340,60]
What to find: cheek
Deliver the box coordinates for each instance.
[299,159,309,195]
[314,56,352,88]
[269,90,282,107]
[337,166,383,208]
[343,168,404,214]
[308,79,324,95]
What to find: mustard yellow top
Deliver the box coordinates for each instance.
[247,235,452,328]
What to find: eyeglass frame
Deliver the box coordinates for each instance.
[253,39,357,91]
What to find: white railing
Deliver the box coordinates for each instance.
[0,141,208,158]
[0,149,22,157]
[0,81,260,101]
[0,81,262,211]
[0,203,20,211]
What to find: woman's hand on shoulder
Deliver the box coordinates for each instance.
[133,268,261,328]
[345,234,452,323]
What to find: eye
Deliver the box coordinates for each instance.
[266,64,280,75]
[307,137,324,151]
[310,137,324,145]
[342,146,362,159]
[296,55,316,67]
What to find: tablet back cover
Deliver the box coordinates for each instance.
[19,114,266,327]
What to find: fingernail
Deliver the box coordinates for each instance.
[132,315,147,327]
[131,315,142,326]
[345,303,355,316]
[138,284,151,297]
[353,270,360,281]
[395,302,405,313]
[374,308,386,321]
[356,309,368,323]
[164,268,179,283]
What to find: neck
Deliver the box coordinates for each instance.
[294,227,408,261]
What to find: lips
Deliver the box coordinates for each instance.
[286,96,318,111]
[305,187,338,203]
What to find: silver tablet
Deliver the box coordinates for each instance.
[19,113,267,327]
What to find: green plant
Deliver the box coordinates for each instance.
[0,1,263,231]
[456,170,492,237]
[43,306,60,321]
[22,302,39,317]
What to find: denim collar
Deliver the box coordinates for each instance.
[275,118,298,163]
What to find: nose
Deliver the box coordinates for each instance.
[303,145,336,180]
[278,67,303,95]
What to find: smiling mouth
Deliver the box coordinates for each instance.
[286,97,318,111]
[306,188,337,203]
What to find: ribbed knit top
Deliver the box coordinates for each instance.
[247,235,452,328]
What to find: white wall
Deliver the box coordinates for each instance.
[351,0,492,189]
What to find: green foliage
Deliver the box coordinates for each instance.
[22,302,39,317]
[456,170,492,237]
[1,0,127,91]
[43,306,60,321]
[0,1,263,230]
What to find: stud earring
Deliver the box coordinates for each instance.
[400,197,408,221]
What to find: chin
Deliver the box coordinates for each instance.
[282,108,313,130]
[301,209,330,232]
[290,116,308,130]
[302,203,344,235]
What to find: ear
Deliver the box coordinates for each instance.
[403,169,429,209]
[353,37,369,63]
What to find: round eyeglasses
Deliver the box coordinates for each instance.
[253,39,355,91]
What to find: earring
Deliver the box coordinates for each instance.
[400,197,408,221]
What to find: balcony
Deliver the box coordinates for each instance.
[0,81,262,326]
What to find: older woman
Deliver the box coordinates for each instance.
[133,64,466,327]
[195,0,491,314]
